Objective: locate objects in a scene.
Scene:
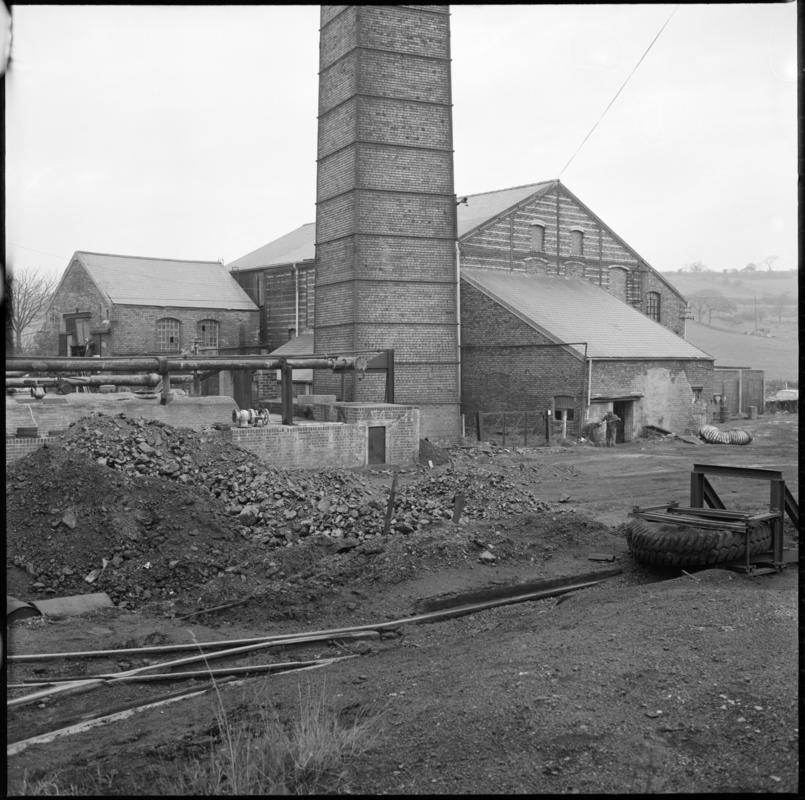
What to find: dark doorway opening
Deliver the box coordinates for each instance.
[612,400,633,443]
[368,426,386,465]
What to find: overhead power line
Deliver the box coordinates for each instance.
[558,5,679,179]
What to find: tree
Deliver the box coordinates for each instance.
[760,254,780,272]
[771,291,793,323]
[4,269,13,356]
[742,262,757,272]
[685,260,709,273]
[686,288,736,325]
[8,267,57,353]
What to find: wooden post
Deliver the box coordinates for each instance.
[502,413,507,447]
[770,478,786,567]
[476,411,482,442]
[382,471,399,536]
[545,408,552,444]
[524,411,528,446]
[690,471,704,507]
[453,492,465,524]
[158,357,170,405]
[281,361,294,425]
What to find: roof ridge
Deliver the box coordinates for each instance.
[76,251,221,265]
[461,179,557,199]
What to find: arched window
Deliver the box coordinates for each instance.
[570,229,584,256]
[197,319,219,350]
[530,221,545,252]
[646,291,661,322]
[156,317,181,352]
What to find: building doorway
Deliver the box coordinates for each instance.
[612,400,634,443]
[368,426,386,464]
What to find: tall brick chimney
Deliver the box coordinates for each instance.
[314,5,461,442]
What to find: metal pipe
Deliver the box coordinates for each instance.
[10,656,357,687]
[7,354,370,374]
[293,263,299,336]
[455,240,462,406]
[5,374,194,389]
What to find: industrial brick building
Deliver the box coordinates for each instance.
[230,177,714,440]
[38,252,259,360]
[313,5,461,442]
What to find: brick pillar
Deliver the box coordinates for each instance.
[314,5,461,442]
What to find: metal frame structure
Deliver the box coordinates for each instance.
[632,463,798,574]
[7,352,388,427]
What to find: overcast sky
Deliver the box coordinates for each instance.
[4,4,798,285]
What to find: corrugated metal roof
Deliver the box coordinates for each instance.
[461,267,712,361]
[227,224,316,271]
[76,252,258,310]
[457,181,555,237]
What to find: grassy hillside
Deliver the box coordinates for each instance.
[662,270,797,301]
[684,320,798,381]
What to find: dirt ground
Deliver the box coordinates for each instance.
[5,412,799,794]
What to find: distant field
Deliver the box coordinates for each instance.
[685,320,798,380]
[662,270,797,301]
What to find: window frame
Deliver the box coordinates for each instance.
[569,229,584,256]
[530,221,546,253]
[196,318,220,350]
[646,291,661,322]
[156,317,182,353]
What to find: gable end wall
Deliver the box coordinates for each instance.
[459,185,686,334]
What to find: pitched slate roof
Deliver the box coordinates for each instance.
[267,332,314,357]
[457,181,555,237]
[225,184,556,269]
[267,333,314,382]
[228,224,316,271]
[74,251,258,310]
[461,267,712,361]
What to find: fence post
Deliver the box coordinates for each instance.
[502,413,507,447]
[545,408,552,444]
[524,411,528,446]
[476,411,482,442]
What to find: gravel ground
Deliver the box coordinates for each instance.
[5,411,799,794]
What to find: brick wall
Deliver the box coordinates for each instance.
[308,401,420,464]
[590,358,714,435]
[110,305,258,356]
[36,259,108,355]
[460,283,586,436]
[6,435,50,464]
[315,5,460,443]
[459,182,685,331]
[230,263,316,356]
[37,260,260,357]
[461,282,715,437]
[227,403,419,468]
[642,270,687,336]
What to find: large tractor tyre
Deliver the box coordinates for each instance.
[626,518,772,569]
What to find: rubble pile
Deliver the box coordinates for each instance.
[53,413,553,544]
[6,412,571,609]
[6,447,254,606]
